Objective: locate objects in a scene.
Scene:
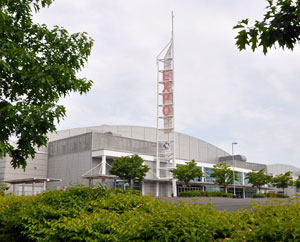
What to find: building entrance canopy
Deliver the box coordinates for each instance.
[3,177,62,195]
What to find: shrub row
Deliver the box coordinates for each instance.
[253,193,289,198]
[0,185,299,241]
[179,190,234,198]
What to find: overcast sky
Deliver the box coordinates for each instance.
[33,0,300,168]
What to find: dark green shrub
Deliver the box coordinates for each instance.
[266,193,289,198]
[0,185,299,241]
[179,190,233,198]
[253,193,267,198]
[113,188,142,196]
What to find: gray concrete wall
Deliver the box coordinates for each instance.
[143,182,157,196]
[51,125,231,163]
[267,164,300,196]
[223,160,266,171]
[159,183,169,196]
[144,161,156,180]
[0,151,48,193]
[47,150,92,189]
[48,133,92,157]
[267,164,300,176]
[1,152,48,181]
[92,133,157,156]
[0,156,6,181]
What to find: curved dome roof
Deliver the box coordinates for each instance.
[49,125,230,163]
[267,164,300,175]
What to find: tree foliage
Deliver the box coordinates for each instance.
[234,0,300,54]
[246,169,272,193]
[171,160,203,187]
[210,163,239,193]
[295,175,300,189]
[2,186,300,241]
[109,155,150,189]
[272,171,293,193]
[0,0,93,168]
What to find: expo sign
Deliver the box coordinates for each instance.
[162,70,173,117]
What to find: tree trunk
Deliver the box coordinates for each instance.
[185,182,189,190]
[224,185,227,193]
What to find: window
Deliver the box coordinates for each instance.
[194,166,202,182]
[235,171,243,185]
[204,167,216,183]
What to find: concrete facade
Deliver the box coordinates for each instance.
[267,164,300,195]
[46,125,268,197]
[1,125,299,197]
[0,146,48,195]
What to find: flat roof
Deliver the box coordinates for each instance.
[2,178,62,185]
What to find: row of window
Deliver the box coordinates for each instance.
[194,167,251,186]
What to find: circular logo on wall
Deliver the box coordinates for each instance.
[162,142,170,151]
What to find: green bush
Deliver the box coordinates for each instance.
[265,193,289,198]
[0,185,299,241]
[113,188,142,196]
[275,193,289,198]
[252,193,289,198]
[179,190,233,198]
[253,193,267,198]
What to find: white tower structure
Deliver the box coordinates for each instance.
[156,13,177,197]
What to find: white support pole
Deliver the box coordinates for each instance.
[13,184,15,195]
[32,182,35,196]
[232,142,238,196]
[171,11,177,197]
[156,58,160,181]
[172,179,177,197]
[141,181,145,196]
[155,181,159,196]
[22,183,25,196]
[43,181,46,191]
[101,155,106,175]
[242,172,245,185]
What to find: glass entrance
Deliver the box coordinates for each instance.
[228,188,244,198]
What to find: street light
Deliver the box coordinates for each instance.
[232,142,238,197]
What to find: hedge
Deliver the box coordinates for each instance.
[0,185,300,241]
[253,193,289,198]
[179,190,234,198]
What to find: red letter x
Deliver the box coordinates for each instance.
[163,82,170,93]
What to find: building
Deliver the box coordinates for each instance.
[1,125,299,197]
[267,164,300,195]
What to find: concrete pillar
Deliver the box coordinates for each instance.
[141,182,145,196]
[43,181,46,191]
[88,179,92,186]
[13,184,15,195]
[242,172,245,185]
[101,155,106,175]
[201,167,205,182]
[172,179,177,197]
[22,184,25,196]
[243,187,246,199]
[166,182,172,197]
[32,182,35,196]
[155,181,159,196]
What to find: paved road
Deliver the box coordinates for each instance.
[153,197,294,211]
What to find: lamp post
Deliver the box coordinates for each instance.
[232,142,238,197]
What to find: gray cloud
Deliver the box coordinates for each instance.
[33,0,300,168]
